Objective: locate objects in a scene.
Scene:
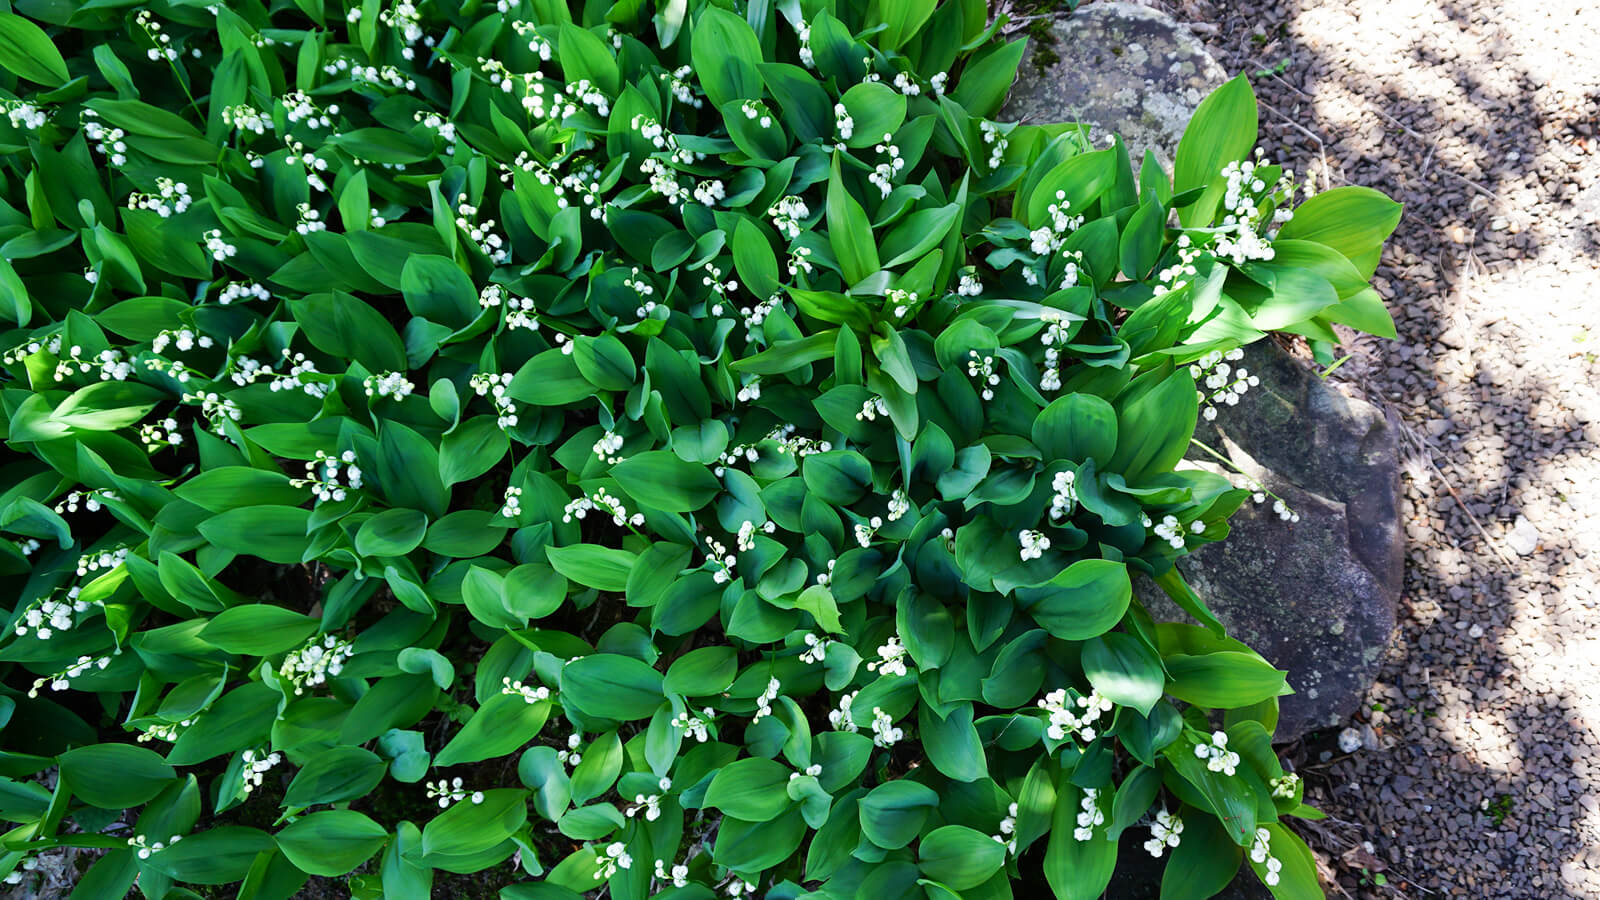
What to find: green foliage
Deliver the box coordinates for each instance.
[0,0,1399,897]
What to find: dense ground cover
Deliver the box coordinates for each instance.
[0,1,1397,897]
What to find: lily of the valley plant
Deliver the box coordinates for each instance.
[0,0,1400,898]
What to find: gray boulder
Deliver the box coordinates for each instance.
[1001,2,1228,167]
[1140,342,1403,741]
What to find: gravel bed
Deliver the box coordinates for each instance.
[1128,0,1600,896]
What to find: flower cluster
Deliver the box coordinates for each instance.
[129,178,192,218]
[629,778,671,821]
[501,677,550,703]
[128,833,184,860]
[498,485,523,519]
[869,135,905,197]
[278,635,355,695]
[1249,828,1283,886]
[469,372,519,429]
[1018,529,1051,561]
[1074,788,1105,841]
[4,100,46,129]
[855,396,889,422]
[594,842,633,880]
[1194,730,1241,776]
[203,228,238,261]
[1270,772,1301,800]
[769,195,810,240]
[735,518,775,551]
[28,651,115,697]
[980,120,1009,169]
[238,749,282,798]
[292,449,363,503]
[967,350,1001,400]
[992,803,1019,855]
[1152,514,1194,550]
[182,390,241,433]
[833,103,854,142]
[870,707,903,747]
[218,281,271,304]
[363,371,415,401]
[865,635,910,677]
[1191,347,1257,421]
[671,708,715,743]
[654,858,692,889]
[703,532,736,584]
[1038,688,1114,742]
[751,676,781,723]
[557,733,584,767]
[853,516,883,548]
[1049,470,1078,521]
[427,777,485,808]
[563,487,644,528]
[800,633,832,665]
[1028,191,1086,256]
[1144,809,1184,857]
[76,546,129,577]
[828,691,858,732]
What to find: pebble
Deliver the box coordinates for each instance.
[1507,515,1541,556]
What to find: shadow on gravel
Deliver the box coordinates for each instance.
[1133,0,1600,896]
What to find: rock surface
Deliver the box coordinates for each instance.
[1001,2,1228,166]
[1139,341,1403,741]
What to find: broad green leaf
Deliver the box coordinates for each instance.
[1174,74,1259,226]
[918,825,1005,890]
[59,745,175,808]
[561,654,663,721]
[1164,651,1291,709]
[612,451,720,512]
[1015,559,1132,641]
[275,810,388,877]
[0,13,69,86]
[199,606,319,655]
[826,152,880,284]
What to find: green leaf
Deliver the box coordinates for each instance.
[838,81,906,150]
[283,746,387,807]
[612,451,721,511]
[1174,75,1259,227]
[918,825,1005,890]
[422,788,529,856]
[561,654,663,721]
[1015,559,1132,641]
[0,256,33,324]
[546,544,636,592]
[1082,632,1165,716]
[951,39,1027,118]
[1044,777,1118,900]
[664,646,738,695]
[1276,185,1403,279]
[434,692,551,767]
[274,810,388,877]
[691,6,762,109]
[197,506,312,565]
[355,508,429,557]
[400,255,479,328]
[144,827,274,886]
[1160,810,1243,900]
[827,152,880,284]
[1164,651,1290,709]
[0,13,70,86]
[175,468,306,513]
[1033,394,1117,463]
[397,647,456,690]
[1108,369,1198,484]
[859,780,939,849]
[59,745,175,808]
[705,756,793,822]
[291,291,407,372]
[199,606,319,655]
